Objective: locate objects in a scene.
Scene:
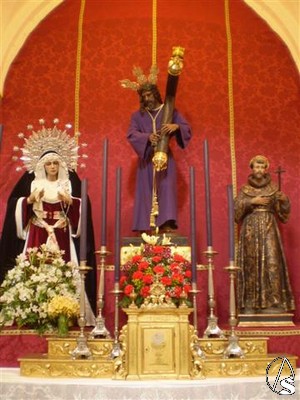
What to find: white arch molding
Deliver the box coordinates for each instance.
[244,0,299,70]
[0,0,299,96]
[0,0,63,97]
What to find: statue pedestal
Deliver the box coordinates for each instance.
[238,312,295,327]
[122,234,189,247]
[123,307,192,380]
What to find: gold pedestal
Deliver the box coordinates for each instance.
[18,329,298,379]
[19,337,114,378]
[199,353,298,378]
[122,307,192,380]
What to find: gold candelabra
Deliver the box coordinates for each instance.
[71,260,93,360]
[203,246,224,338]
[90,246,111,338]
[223,261,244,358]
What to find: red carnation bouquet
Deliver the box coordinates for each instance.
[119,244,192,308]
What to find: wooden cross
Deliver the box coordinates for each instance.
[274,165,285,191]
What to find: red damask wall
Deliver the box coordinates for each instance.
[0,0,299,333]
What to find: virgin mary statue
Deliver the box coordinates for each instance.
[0,120,96,325]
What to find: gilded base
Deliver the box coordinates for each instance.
[20,354,113,378]
[17,321,298,379]
[47,337,113,359]
[201,354,298,378]
[122,307,193,380]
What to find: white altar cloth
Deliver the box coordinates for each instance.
[0,367,298,400]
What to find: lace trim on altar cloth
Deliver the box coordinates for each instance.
[1,368,299,400]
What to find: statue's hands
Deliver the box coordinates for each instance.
[161,123,179,135]
[58,191,73,205]
[149,132,160,146]
[27,188,44,204]
[275,191,288,202]
[27,191,36,204]
[36,189,45,202]
[56,219,67,229]
[251,196,270,206]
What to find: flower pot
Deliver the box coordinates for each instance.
[57,314,69,337]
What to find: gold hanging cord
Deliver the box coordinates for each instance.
[149,2,185,229]
[74,0,86,145]
[224,0,238,253]
[152,0,158,67]
[150,0,159,229]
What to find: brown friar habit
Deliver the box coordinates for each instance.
[234,173,295,313]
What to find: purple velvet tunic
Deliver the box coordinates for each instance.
[127,107,192,231]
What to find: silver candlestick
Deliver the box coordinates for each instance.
[110,281,123,358]
[90,246,111,338]
[71,260,93,360]
[223,260,244,358]
[190,281,205,358]
[203,246,224,338]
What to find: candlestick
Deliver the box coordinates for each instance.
[80,178,87,261]
[203,248,224,339]
[114,167,121,282]
[71,261,92,359]
[223,261,244,359]
[203,139,212,247]
[101,138,108,246]
[189,166,197,283]
[227,184,235,262]
[90,246,111,339]
[110,282,122,359]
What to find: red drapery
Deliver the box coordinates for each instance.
[0,0,299,334]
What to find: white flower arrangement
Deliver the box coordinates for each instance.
[0,244,80,334]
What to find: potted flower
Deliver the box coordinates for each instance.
[119,240,192,308]
[48,295,80,336]
[0,245,80,334]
